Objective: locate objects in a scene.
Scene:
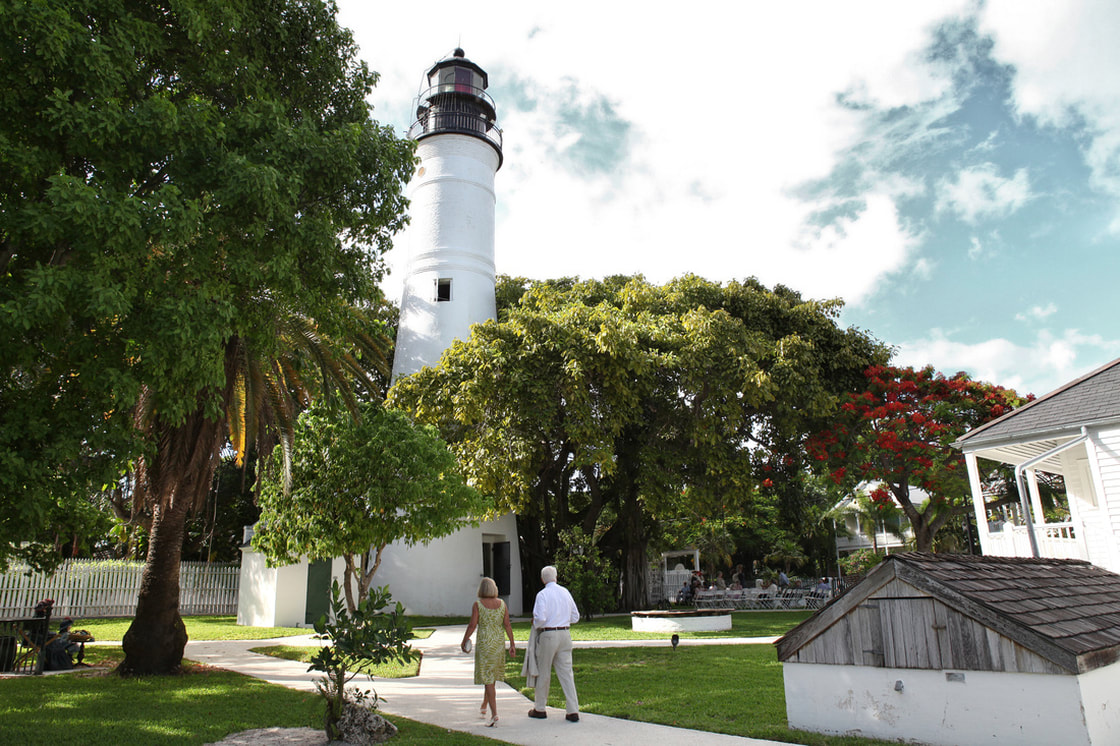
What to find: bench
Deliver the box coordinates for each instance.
[0,614,52,675]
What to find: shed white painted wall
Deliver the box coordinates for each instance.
[784,662,1094,745]
[391,134,499,380]
[1077,661,1120,745]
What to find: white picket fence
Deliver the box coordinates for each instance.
[0,560,239,618]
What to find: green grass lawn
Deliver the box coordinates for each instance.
[505,644,897,746]
[249,644,422,678]
[71,615,310,642]
[0,647,497,745]
[74,615,439,642]
[508,610,812,640]
[27,611,889,745]
[72,610,805,644]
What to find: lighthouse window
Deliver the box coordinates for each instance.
[435,278,452,302]
[439,66,477,93]
[455,67,473,92]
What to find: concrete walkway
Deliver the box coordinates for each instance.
[186,626,793,745]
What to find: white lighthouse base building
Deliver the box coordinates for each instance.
[238,513,521,626]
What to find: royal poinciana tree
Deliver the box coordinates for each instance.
[1,2,413,673]
[807,365,1030,552]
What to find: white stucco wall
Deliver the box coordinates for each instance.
[237,550,347,628]
[373,512,522,616]
[392,134,499,380]
[784,662,1094,745]
[239,516,522,625]
[236,549,276,627]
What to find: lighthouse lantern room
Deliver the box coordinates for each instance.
[407,48,502,159]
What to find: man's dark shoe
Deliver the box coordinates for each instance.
[566,713,580,722]
[528,709,547,719]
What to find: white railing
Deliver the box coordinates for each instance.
[0,560,239,618]
[984,522,1086,561]
[835,532,910,553]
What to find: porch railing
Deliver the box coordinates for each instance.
[984,522,1085,561]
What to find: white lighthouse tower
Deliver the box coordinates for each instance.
[235,50,522,627]
[391,48,502,380]
[374,50,521,616]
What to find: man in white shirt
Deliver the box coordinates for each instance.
[527,565,580,722]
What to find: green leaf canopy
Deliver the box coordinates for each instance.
[390,274,887,608]
[0,1,414,571]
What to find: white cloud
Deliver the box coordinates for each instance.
[785,194,921,304]
[893,327,1119,396]
[967,236,985,260]
[911,257,935,281]
[979,0,1120,222]
[1015,303,1058,322]
[333,0,1118,397]
[343,0,972,307]
[936,164,1033,223]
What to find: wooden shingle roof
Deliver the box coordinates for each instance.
[955,357,1120,449]
[777,553,1120,673]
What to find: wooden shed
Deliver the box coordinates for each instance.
[775,553,1120,745]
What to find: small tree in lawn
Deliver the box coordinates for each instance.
[310,581,416,742]
[253,402,489,611]
[808,365,1028,552]
[554,527,617,618]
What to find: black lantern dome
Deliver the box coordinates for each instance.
[407,48,503,166]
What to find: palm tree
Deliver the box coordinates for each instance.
[117,305,392,675]
[828,491,907,553]
[764,536,808,575]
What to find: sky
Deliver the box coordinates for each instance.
[336,0,1120,399]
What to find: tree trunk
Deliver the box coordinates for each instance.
[619,491,648,610]
[517,513,546,614]
[118,343,235,675]
[912,518,935,552]
[119,501,190,674]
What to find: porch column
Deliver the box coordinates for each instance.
[1026,469,1047,526]
[965,453,991,554]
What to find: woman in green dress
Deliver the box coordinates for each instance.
[461,577,516,726]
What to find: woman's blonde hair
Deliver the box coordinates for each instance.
[478,577,499,598]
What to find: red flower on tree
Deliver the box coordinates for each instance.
[811,365,1027,551]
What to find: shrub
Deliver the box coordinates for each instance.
[838,549,885,576]
[555,527,618,617]
[309,582,417,741]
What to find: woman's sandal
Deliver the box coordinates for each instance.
[487,715,499,727]
[479,706,488,719]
